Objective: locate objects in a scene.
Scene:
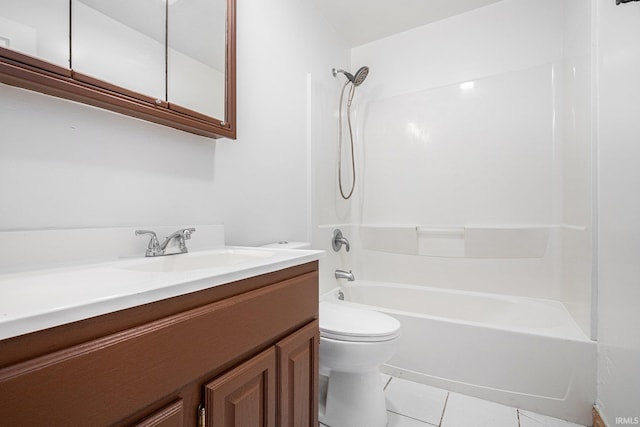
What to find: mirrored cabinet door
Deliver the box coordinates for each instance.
[167,0,227,121]
[71,0,166,102]
[0,0,69,69]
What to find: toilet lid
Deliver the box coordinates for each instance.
[319,301,401,342]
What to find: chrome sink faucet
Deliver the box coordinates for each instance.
[135,228,196,257]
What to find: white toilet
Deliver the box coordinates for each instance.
[319,300,401,427]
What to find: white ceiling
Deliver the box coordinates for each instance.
[310,0,504,47]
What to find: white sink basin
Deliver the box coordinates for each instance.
[122,249,275,273]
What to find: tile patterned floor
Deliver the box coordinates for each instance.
[320,374,587,427]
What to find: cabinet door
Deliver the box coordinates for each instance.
[277,320,319,427]
[205,347,276,427]
[167,0,227,120]
[131,400,184,427]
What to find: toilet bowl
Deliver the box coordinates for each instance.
[319,301,401,427]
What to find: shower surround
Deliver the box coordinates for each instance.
[312,0,594,423]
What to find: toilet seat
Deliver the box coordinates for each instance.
[320,301,401,342]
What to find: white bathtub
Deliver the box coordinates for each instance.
[322,281,596,425]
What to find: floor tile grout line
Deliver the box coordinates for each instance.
[387,409,438,426]
[438,391,450,427]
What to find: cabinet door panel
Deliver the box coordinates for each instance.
[277,320,319,427]
[205,348,276,427]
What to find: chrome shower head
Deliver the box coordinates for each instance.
[332,66,369,86]
[352,66,369,86]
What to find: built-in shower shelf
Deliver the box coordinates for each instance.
[360,225,551,258]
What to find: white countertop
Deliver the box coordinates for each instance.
[0,246,323,341]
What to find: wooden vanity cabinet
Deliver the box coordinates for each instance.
[0,262,319,427]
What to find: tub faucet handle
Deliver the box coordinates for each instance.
[332,229,350,252]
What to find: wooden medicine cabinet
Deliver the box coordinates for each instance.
[0,0,236,139]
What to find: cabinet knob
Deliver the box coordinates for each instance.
[155,99,162,105]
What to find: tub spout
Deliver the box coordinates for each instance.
[335,269,355,281]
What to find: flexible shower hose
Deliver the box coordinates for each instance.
[338,80,357,200]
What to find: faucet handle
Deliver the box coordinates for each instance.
[183,227,196,239]
[332,229,350,252]
[135,229,157,239]
[170,228,196,253]
[135,230,162,256]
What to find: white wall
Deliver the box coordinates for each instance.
[219,0,349,246]
[0,0,349,249]
[595,0,640,424]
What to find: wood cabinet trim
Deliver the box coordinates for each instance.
[0,48,71,77]
[132,399,184,427]
[0,57,231,139]
[72,70,163,105]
